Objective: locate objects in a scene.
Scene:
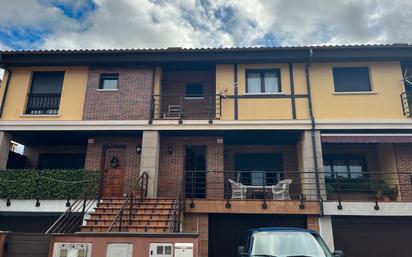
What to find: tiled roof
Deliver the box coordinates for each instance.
[1,43,411,54]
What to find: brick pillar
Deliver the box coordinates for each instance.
[140,131,160,197]
[393,144,412,201]
[307,215,320,232]
[183,213,209,257]
[297,130,325,200]
[206,138,224,199]
[0,131,11,169]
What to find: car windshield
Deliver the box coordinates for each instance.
[250,231,333,257]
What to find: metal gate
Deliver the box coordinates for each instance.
[208,214,307,257]
[333,216,412,257]
[3,233,51,257]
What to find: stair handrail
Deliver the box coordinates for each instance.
[168,173,186,232]
[45,171,103,234]
[107,172,149,232]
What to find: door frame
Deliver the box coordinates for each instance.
[101,145,127,197]
[184,145,208,198]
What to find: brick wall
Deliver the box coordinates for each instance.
[393,144,412,201]
[183,213,209,257]
[224,145,301,197]
[85,137,142,193]
[160,70,216,120]
[157,136,224,198]
[83,66,153,120]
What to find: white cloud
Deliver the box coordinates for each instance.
[1,0,412,50]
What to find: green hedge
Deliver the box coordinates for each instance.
[326,177,397,199]
[0,169,101,200]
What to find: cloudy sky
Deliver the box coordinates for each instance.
[0,0,411,78]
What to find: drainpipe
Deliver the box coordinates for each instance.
[0,64,12,118]
[305,48,324,216]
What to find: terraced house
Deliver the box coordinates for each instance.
[1,44,412,257]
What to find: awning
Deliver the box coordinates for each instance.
[321,134,412,143]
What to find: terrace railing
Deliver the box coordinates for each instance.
[150,94,222,123]
[25,93,61,115]
[183,170,412,209]
[107,172,149,232]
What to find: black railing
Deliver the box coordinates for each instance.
[25,93,61,115]
[107,172,149,232]
[45,170,103,234]
[150,94,222,122]
[401,92,412,117]
[184,171,316,209]
[184,171,412,207]
[168,174,185,232]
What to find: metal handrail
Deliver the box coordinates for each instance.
[167,174,185,232]
[107,172,149,232]
[150,94,222,121]
[45,171,102,234]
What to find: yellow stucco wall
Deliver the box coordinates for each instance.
[377,144,401,200]
[216,63,309,120]
[311,62,405,120]
[0,66,89,120]
[216,61,405,121]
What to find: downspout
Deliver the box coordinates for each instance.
[305,48,324,216]
[0,64,12,118]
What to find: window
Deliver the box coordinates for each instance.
[185,83,203,98]
[26,71,64,115]
[53,243,91,257]
[99,74,118,90]
[106,244,133,257]
[246,69,281,94]
[332,67,372,92]
[323,155,366,178]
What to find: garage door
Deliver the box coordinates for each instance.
[333,216,412,257]
[209,214,307,257]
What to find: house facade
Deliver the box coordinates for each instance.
[0,45,412,257]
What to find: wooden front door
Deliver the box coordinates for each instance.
[102,147,125,197]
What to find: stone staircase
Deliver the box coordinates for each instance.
[80,197,176,233]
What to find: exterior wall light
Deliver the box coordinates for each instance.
[136,145,142,154]
[168,145,174,155]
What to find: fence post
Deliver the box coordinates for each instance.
[262,172,267,209]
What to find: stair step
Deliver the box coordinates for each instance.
[86,219,169,226]
[80,225,169,233]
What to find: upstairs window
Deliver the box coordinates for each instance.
[26,71,64,115]
[333,67,372,92]
[323,154,366,179]
[99,73,118,90]
[185,83,203,98]
[246,69,281,94]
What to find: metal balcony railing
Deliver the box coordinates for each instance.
[150,94,222,122]
[25,93,61,115]
[401,92,412,117]
[182,170,412,205]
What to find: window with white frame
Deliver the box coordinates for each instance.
[246,69,281,94]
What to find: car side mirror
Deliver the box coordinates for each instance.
[238,246,246,256]
[333,250,344,257]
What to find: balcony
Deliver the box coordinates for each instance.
[182,171,412,209]
[324,171,410,202]
[25,93,61,115]
[150,94,222,122]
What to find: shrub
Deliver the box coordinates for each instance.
[0,169,101,199]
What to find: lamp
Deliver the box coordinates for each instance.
[168,145,174,155]
[136,145,142,154]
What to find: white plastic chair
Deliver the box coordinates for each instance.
[228,179,248,199]
[271,179,292,200]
